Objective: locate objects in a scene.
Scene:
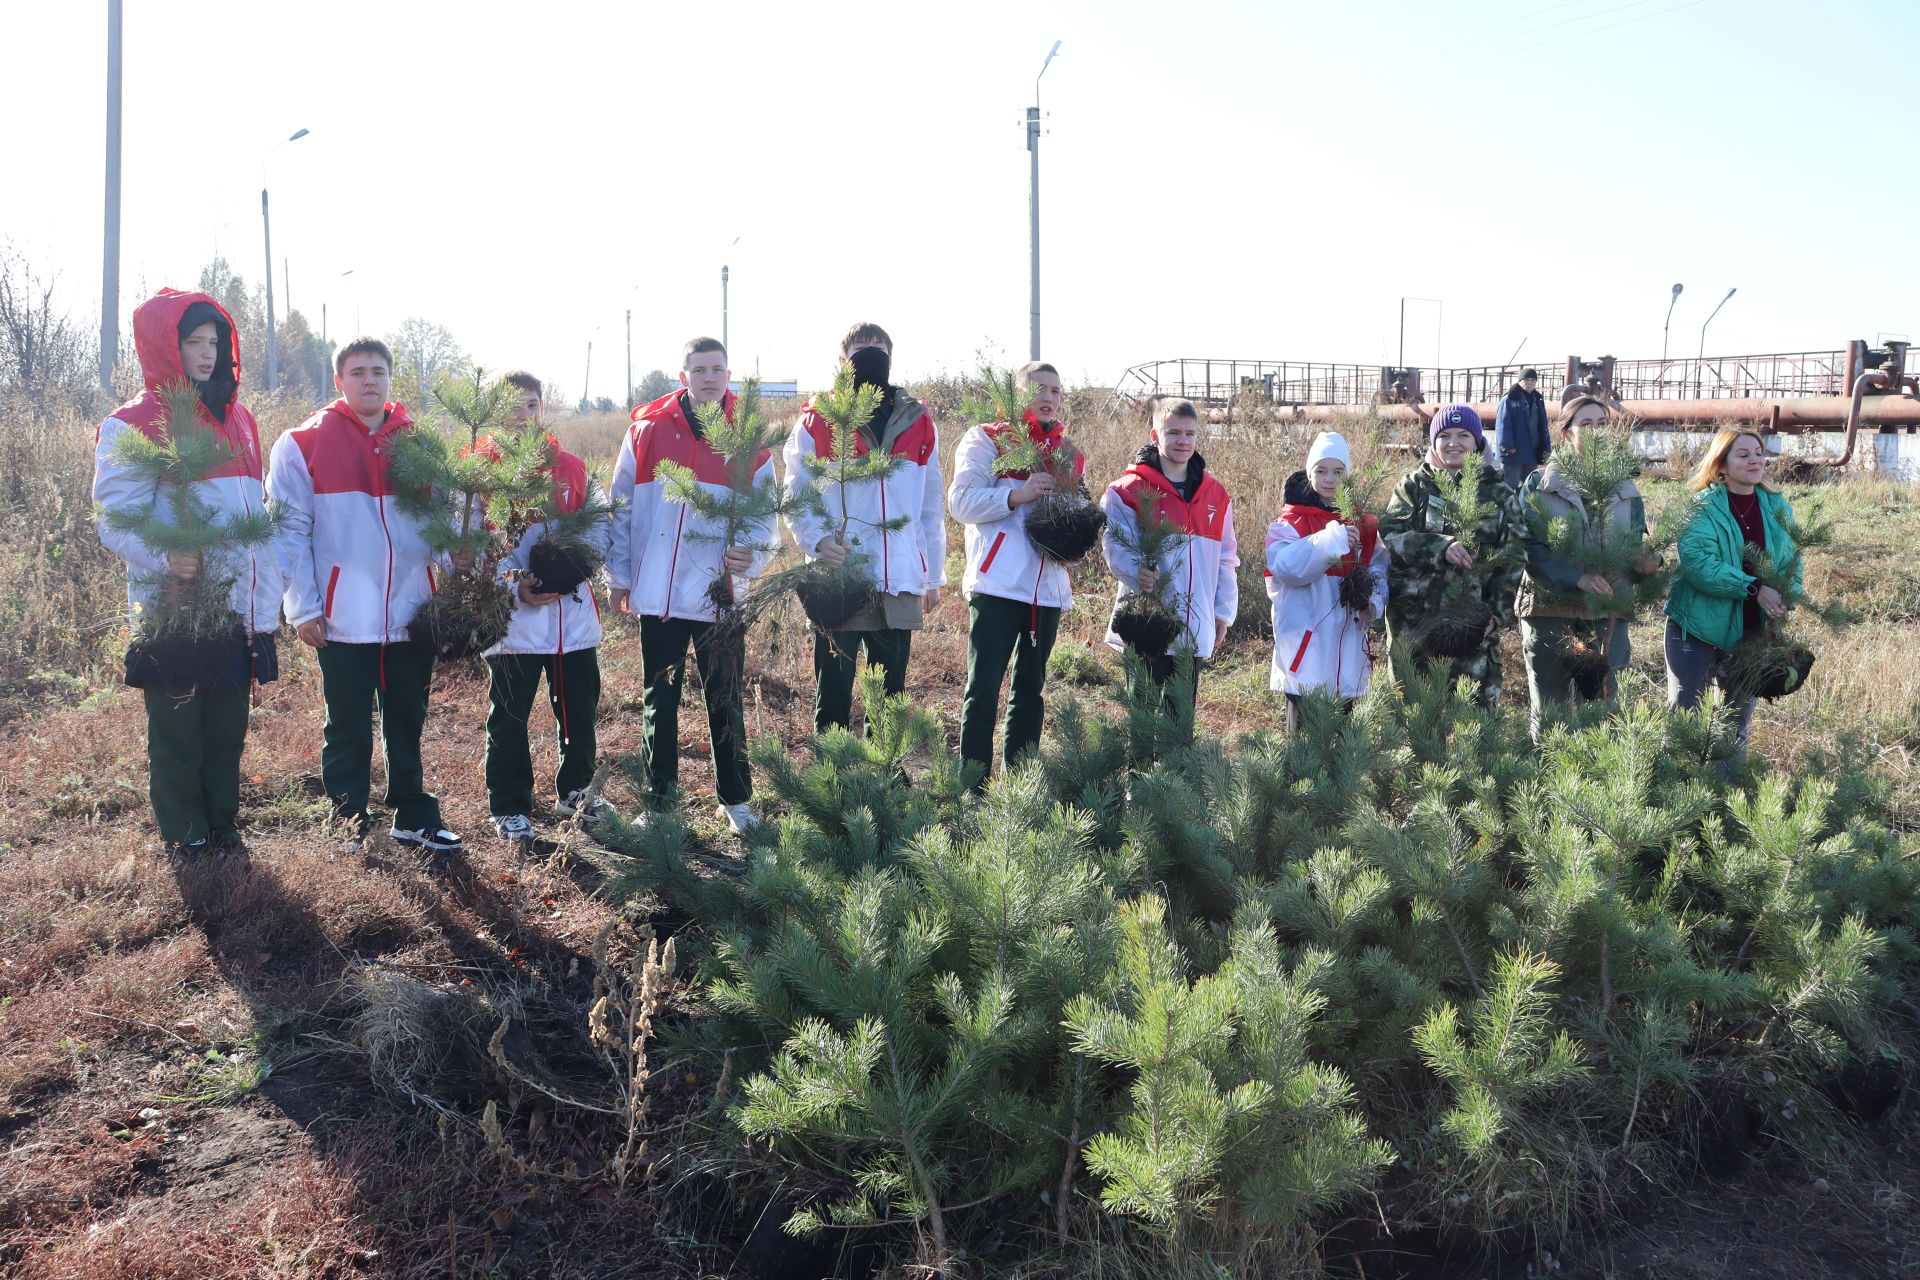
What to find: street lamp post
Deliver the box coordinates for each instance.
[1028,39,1061,362]
[625,309,633,413]
[1662,282,1684,364]
[1398,297,1443,385]
[99,0,123,391]
[261,127,309,391]
[722,265,729,355]
[1697,287,1737,396]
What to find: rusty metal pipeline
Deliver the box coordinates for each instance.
[1821,370,1920,467]
[1259,396,1920,432]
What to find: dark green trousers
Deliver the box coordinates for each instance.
[960,593,1060,777]
[638,616,751,809]
[813,628,912,734]
[143,685,249,845]
[315,642,440,832]
[1129,649,1201,708]
[485,649,601,817]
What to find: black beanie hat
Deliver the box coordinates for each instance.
[176,300,237,421]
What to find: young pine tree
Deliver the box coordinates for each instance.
[1110,485,1190,659]
[789,365,910,629]
[1720,500,1852,700]
[102,381,276,677]
[387,369,552,657]
[966,363,1106,564]
[1331,464,1390,615]
[1410,461,1523,659]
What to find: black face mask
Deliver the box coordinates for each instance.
[847,346,891,394]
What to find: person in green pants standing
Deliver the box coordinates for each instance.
[94,288,284,859]
[948,360,1083,784]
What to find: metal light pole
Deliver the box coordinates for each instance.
[261,127,309,391]
[99,0,123,391]
[583,340,594,411]
[721,265,729,354]
[1661,282,1684,362]
[1697,286,1736,396]
[1399,297,1442,378]
[1028,39,1061,362]
[625,309,633,413]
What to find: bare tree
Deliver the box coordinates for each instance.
[386,317,469,407]
[0,243,92,400]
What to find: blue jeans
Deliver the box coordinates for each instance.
[1664,619,1757,755]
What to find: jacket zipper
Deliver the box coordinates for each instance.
[663,505,687,620]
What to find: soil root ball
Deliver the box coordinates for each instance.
[1111,594,1182,659]
[1420,602,1495,660]
[131,613,248,687]
[408,572,513,661]
[1336,564,1378,615]
[1026,494,1108,565]
[796,571,877,632]
[1562,635,1613,700]
[527,538,595,598]
[1726,642,1816,701]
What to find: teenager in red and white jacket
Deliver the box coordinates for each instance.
[1100,399,1239,691]
[948,361,1083,779]
[267,338,462,853]
[1266,431,1388,729]
[608,337,777,835]
[94,288,282,857]
[480,371,615,843]
[782,322,947,733]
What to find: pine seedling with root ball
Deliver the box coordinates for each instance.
[386,368,554,658]
[102,380,277,678]
[1110,485,1191,660]
[521,452,620,600]
[787,364,910,629]
[1409,461,1523,660]
[655,378,789,630]
[969,362,1107,564]
[1719,498,1851,700]
[1330,465,1390,616]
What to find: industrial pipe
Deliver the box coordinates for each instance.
[1260,396,1920,433]
[1823,372,1920,467]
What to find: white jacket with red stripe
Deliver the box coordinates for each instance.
[607,390,777,624]
[268,399,440,645]
[1265,502,1388,699]
[947,415,1082,612]
[782,390,947,599]
[94,289,283,636]
[1099,453,1239,661]
[486,441,612,656]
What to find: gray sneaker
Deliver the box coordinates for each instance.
[390,825,465,853]
[556,790,616,823]
[491,814,535,842]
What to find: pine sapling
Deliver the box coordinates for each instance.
[1721,500,1850,700]
[102,380,276,684]
[1110,485,1190,659]
[523,442,620,601]
[655,378,789,632]
[968,363,1106,563]
[789,365,910,628]
[1414,462,1522,660]
[1331,466,1389,616]
[388,369,552,658]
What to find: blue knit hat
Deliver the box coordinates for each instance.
[1429,403,1484,449]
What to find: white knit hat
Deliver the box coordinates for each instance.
[1305,431,1351,472]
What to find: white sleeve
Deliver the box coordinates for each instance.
[1215,501,1239,626]
[1099,485,1142,587]
[744,453,780,579]
[92,418,172,578]
[605,427,638,590]
[1265,518,1349,587]
[919,421,948,588]
[782,417,829,558]
[265,431,322,627]
[947,425,1016,525]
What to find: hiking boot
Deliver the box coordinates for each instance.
[390,825,466,854]
[556,789,617,824]
[491,813,535,842]
[716,802,760,836]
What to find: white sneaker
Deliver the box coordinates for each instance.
[391,825,465,853]
[716,802,760,836]
[491,814,534,841]
[556,789,617,823]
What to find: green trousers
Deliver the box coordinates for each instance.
[315,642,440,832]
[1126,649,1202,712]
[638,616,751,809]
[485,649,601,817]
[143,685,250,845]
[1521,617,1630,735]
[813,627,912,734]
[960,593,1061,777]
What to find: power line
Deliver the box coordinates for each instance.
[1507,0,1707,53]
[1459,0,1661,49]
[1453,0,1595,38]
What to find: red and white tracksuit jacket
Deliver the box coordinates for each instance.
[607,390,776,623]
[782,392,948,600]
[485,441,612,656]
[268,399,439,645]
[93,288,282,636]
[1099,459,1239,660]
[948,413,1084,614]
[1265,501,1388,698]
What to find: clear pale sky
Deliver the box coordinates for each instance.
[5,0,1915,400]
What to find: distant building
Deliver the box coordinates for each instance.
[731,380,799,398]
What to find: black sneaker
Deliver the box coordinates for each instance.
[208,832,251,861]
[166,837,211,862]
[391,825,465,853]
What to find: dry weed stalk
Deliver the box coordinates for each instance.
[587,919,676,1193]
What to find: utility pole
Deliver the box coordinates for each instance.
[1029,40,1060,362]
[99,0,123,391]
[722,264,730,355]
[262,189,278,390]
[583,340,593,411]
[625,309,633,413]
[1662,282,1684,362]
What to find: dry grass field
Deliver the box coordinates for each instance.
[1,382,1916,1277]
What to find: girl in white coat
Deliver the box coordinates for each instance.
[1265,432,1388,729]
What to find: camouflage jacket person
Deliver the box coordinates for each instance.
[1378,461,1527,693]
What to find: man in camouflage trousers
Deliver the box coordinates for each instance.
[1379,404,1527,706]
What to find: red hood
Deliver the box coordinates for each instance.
[320,397,416,439]
[130,288,240,394]
[634,387,736,430]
